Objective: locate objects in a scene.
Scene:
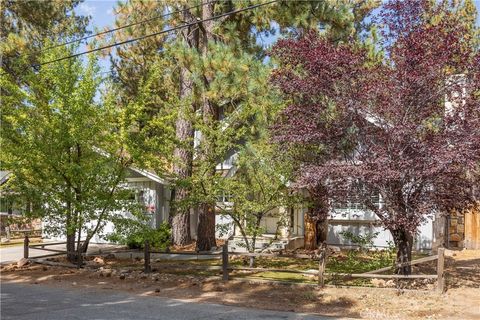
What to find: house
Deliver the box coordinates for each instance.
[0,168,171,243]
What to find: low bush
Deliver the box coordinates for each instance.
[107,219,171,250]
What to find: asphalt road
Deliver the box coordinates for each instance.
[0,243,122,265]
[0,283,343,320]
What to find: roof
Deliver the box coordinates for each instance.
[0,171,11,185]
[128,167,169,186]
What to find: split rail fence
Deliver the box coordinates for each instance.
[23,236,446,292]
[142,241,447,293]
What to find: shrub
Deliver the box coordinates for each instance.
[339,230,379,252]
[107,219,171,250]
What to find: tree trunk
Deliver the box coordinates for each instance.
[316,218,328,245]
[170,8,198,246]
[304,212,317,250]
[66,233,76,262]
[172,208,191,246]
[392,229,413,275]
[196,2,217,251]
[65,198,76,263]
[196,203,216,251]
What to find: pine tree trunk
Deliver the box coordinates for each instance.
[170,9,198,246]
[304,213,317,250]
[171,69,194,246]
[196,2,217,251]
[392,229,413,275]
[196,203,216,251]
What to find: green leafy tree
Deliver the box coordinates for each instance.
[1,44,133,262]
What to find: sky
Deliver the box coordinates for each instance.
[77,0,480,73]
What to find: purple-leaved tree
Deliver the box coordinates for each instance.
[271,0,480,274]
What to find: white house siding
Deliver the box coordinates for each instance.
[327,209,434,250]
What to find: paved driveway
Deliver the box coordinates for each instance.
[1,283,345,320]
[0,243,122,265]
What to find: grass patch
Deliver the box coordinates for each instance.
[103,250,430,286]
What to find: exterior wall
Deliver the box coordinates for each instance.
[328,209,433,250]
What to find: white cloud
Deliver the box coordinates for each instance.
[78,2,96,16]
[106,7,115,16]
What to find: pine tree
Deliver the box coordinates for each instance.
[0,0,88,78]
[105,0,378,250]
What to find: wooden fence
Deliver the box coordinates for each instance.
[23,236,445,292]
[141,241,447,293]
[24,235,87,268]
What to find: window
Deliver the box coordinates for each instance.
[216,191,232,203]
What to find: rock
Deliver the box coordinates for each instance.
[93,257,105,265]
[42,266,49,271]
[328,246,341,252]
[371,278,386,287]
[119,274,126,280]
[119,269,131,274]
[17,258,30,268]
[72,282,77,286]
[155,288,160,293]
[385,280,396,288]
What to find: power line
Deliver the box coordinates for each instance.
[33,0,277,69]
[42,1,214,52]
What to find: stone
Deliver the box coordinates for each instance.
[155,288,160,293]
[42,266,49,271]
[371,278,386,287]
[385,280,395,288]
[93,257,105,265]
[104,253,115,260]
[119,274,126,280]
[17,258,29,268]
[328,246,341,252]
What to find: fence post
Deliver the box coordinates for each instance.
[23,234,29,259]
[436,247,445,293]
[318,243,327,287]
[222,242,229,281]
[144,240,151,273]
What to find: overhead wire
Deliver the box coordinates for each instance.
[33,1,278,69]
[0,1,277,77]
[41,1,215,52]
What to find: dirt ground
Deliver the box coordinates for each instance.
[1,249,479,319]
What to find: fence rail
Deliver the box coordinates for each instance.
[23,236,446,292]
[141,240,446,292]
